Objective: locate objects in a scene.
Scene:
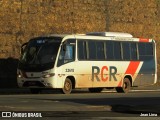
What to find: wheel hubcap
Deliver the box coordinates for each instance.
[65,82,70,91]
[124,82,127,89]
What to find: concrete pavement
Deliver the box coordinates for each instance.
[0,84,159,94]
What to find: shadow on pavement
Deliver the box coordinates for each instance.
[28,96,160,116]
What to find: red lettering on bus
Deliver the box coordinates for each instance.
[101,66,108,82]
[92,66,117,82]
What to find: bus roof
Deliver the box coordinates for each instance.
[40,32,133,38]
[33,32,154,43]
[86,32,133,38]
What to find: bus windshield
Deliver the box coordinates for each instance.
[19,37,62,71]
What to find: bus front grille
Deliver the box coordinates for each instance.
[23,81,45,87]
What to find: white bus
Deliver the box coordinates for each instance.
[17,32,157,94]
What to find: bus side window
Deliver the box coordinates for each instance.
[106,41,114,60]
[130,43,137,60]
[146,43,153,56]
[64,45,74,61]
[88,41,96,60]
[138,43,145,57]
[96,41,105,60]
[57,39,75,67]
[78,40,87,60]
[138,42,153,60]
[114,41,122,60]
[122,42,131,60]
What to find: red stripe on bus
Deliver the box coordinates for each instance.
[117,61,140,87]
[125,61,140,76]
[139,38,149,42]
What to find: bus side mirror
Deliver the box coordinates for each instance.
[21,42,28,54]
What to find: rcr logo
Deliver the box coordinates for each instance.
[92,66,117,82]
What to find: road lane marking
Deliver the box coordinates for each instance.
[102,89,160,93]
[131,89,160,92]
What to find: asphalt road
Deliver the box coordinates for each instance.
[0,89,160,119]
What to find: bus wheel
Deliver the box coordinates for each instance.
[30,88,41,94]
[62,78,72,94]
[88,88,103,93]
[116,78,131,93]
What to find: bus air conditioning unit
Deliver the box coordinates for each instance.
[86,32,133,38]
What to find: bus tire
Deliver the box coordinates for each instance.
[62,78,72,94]
[88,88,103,93]
[30,88,41,94]
[116,78,131,93]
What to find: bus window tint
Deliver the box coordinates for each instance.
[114,42,122,60]
[138,43,145,56]
[88,41,96,60]
[64,45,74,60]
[96,41,105,60]
[78,41,87,60]
[57,39,75,66]
[130,43,137,60]
[122,42,130,60]
[146,43,153,55]
[106,41,114,60]
[138,42,153,60]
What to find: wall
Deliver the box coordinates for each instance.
[0,0,107,58]
[106,0,160,80]
[0,0,159,88]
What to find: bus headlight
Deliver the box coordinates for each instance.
[17,71,27,78]
[42,73,55,78]
[17,73,23,78]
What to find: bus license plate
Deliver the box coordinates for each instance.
[28,82,36,86]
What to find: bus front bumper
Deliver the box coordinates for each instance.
[17,78,56,89]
